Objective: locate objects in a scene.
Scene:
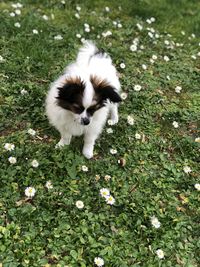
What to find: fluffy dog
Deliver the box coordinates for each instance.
[45,41,121,158]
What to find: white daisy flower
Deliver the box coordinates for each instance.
[142,64,147,70]
[28,128,36,136]
[195,137,200,143]
[135,133,141,139]
[85,27,90,33]
[81,38,86,43]
[10,12,16,17]
[150,17,156,22]
[146,18,152,24]
[130,44,137,52]
[117,23,122,28]
[76,6,81,11]
[102,30,112,37]
[75,13,80,19]
[25,186,36,198]
[163,55,170,62]
[54,35,63,40]
[61,0,66,4]
[172,121,179,128]
[197,52,200,57]
[191,33,195,38]
[120,63,125,69]
[150,59,155,64]
[156,249,164,259]
[31,159,39,168]
[181,31,185,35]
[121,92,128,100]
[175,86,182,93]
[94,257,104,267]
[104,175,111,181]
[76,200,84,209]
[148,32,154,38]
[33,29,39,34]
[194,183,200,191]
[150,216,161,228]
[45,181,53,189]
[4,143,15,151]
[183,166,192,174]
[42,15,48,20]
[140,45,145,49]
[105,195,115,205]
[105,6,110,12]
[81,165,88,172]
[15,9,21,15]
[76,33,81,38]
[21,89,28,95]
[134,84,142,91]
[136,23,143,31]
[0,55,5,62]
[106,128,113,134]
[110,148,117,154]
[152,55,157,60]
[164,40,170,45]
[191,55,197,60]
[127,115,134,125]
[14,22,21,28]
[100,188,110,198]
[166,75,171,80]
[8,156,17,164]
[107,119,114,126]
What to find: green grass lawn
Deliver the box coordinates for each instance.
[0,0,200,266]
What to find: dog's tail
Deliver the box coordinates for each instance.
[76,40,98,66]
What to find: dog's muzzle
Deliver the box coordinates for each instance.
[81,117,90,126]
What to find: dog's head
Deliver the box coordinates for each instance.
[56,75,121,125]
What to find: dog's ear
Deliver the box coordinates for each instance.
[91,75,121,103]
[56,77,85,108]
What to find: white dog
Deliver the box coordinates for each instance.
[45,41,121,159]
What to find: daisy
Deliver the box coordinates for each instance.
[152,55,157,60]
[194,184,200,191]
[104,175,111,181]
[110,148,117,154]
[33,29,39,34]
[135,133,141,140]
[175,86,182,93]
[42,15,48,20]
[130,44,137,52]
[61,0,66,4]
[150,17,156,22]
[14,22,21,28]
[28,128,36,136]
[25,186,36,198]
[81,165,88,172]
[195,137,200,143]
[105,6,110,12]
[76,200,84,209]
[107,119,114,126]
[0,55,5,62]
[10,12,16,17]
[117,23,122,28]
[127,115,134,125]
[120,63,125,69]
[105,195,115,205]
[150,216,161,228]
[146,18,152,24]
[94,257,104,267]
[136,23,143,31]
[102,30,112,37]
[21,89,28,95]
[183,166,192,174]
[75,13,80,19]
[100,188,110,198]
[106,128,113,134]
[191,55,196,60]
[95,174,100,181]
[142,64,147,70]
[54,35,63,40]
[181,31,185,35]
[172,121,179,128]
[4,143,15,151]
[148,32,154,38]
[31,159,39,168]
[120,92,128,100]
[76,33,81,38]
[163,56,170,62]
[134,84,142,91]
[156,249,164,259]
[15,9,21,15]
[8,156,17,164]
[76,6,81,11]
[45,181,53,189]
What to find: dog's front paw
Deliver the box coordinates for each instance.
[82,147,93,159]
[109,115,119,125]
[55,138,71,148]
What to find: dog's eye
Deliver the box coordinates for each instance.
[73,105,84,114]
[87,107,96,115]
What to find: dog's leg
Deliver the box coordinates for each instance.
[56,129,72,148]
[110,103,119,124]
[82,133,97,159]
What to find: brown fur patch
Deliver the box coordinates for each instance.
[90,75,111,91]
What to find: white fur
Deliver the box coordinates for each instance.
[46,41,120,159]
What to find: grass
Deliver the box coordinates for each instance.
[0,0,200,266]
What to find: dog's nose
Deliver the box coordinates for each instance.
[81,117,90,125]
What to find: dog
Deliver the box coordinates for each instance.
[45,41,121,159]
